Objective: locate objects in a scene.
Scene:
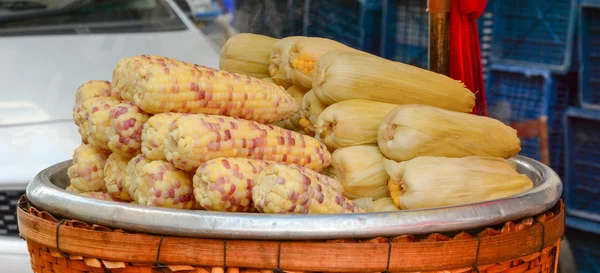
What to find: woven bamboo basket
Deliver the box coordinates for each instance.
[17,194,565,273]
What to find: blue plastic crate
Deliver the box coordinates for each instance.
[579,4,600,109]
[380,0,428,69]
[486,64,576,176]
[564,107,600,234]
[477,2,495,82]
[490,0,578,74]
[565,228,600,272]
[304,0,382,55]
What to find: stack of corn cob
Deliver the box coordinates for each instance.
[64,33,534,215]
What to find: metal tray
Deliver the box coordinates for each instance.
[25,156,562,240]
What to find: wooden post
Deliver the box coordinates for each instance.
[428,0,450,75]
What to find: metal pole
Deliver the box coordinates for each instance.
[428,0,450,75]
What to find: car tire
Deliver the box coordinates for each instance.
[558,237,578,273]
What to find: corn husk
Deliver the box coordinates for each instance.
[315,99,398,151]
[274,85,310,132]
[352,197,374,212]
[377,104,521,162]
[269,36,303,88]
[312,50,475,112]
[299,89,327,136]
[219,33,278,79]
[328,145,389,200]
[384,156,534,210]
[372,197,401,212]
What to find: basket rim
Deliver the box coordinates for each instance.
[25,156,562,240]
[17,197,565,272]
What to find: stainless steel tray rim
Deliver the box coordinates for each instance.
[25,156,562,240]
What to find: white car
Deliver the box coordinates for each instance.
[0,0,220,271]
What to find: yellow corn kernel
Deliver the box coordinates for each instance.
[269,36,303,87]
[104,153,132,201]
[164,114,332,172]
[141,112,183,160]
[107,102,150,158]
[74,80,120,106]
[131,64,298,124]
[133,160,196,209]
[123,154,152,198]
[67,144,111,192]
[84,98,121,151]
[194,158,272,212]
[65,185,82,194]
[299,90,326,136]
[312,50,475,112]
[252,163,362,214]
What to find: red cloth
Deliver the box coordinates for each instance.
[449,0,488,116]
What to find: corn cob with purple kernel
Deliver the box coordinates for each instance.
[79,97,120,150]
[75,80,120,105]
[133,160,196,209]
[107,102,150,158]
[112,55,193,102]
[164,114,332,172]
[252,163,362,214]
[141,112,183,160]
[73,97,118,145]
[80,191,124,202]
[193,158,272,212]
[130,64,298,124]
[104,153,132,201]
[67,144,111,192]
[123,154,151,198]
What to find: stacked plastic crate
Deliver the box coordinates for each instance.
[561,3,600,271]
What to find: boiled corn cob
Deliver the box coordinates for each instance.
[133,160,196,209]
[65,185,82,193]
[104,153,132,201]
[272,37,354,89]
[274,85,309,132]
[123,154,152,198]
[312,50,475,112]
[67,144,111,192]
[112,55,193,102]
[220,33,279,79]
[372,197,400,212]
[377,104,521,162]
[131,64,298,124]
[252,163,362,214]
[299,90,326,136]
[269,36,303,88]
[74,80,120,106]
[80,191,123,202]
[328,145,389,200]
[193,158,271,212]
[141,112,183,160]
[85,98,121,151]
[73,97,118,145]
[384,156,534,210]
[315,99,398,151]
[107,102,150,158]
[164,114,332,172]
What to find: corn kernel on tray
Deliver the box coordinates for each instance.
[27,34,562,239]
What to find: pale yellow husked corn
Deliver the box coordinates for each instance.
[299,90,326,136]
[80,191,123,202]
[315,99,398,151]
[73,97,118,145]
[312,50,475,112]
[220,33,279,79]
[133,160,196,209]
[74,80,120,106]
[252,163,362,214]
[85,98,121,151]
[327,145,389,200]
[269,36,303,88]
[107,102,150,158]
[274,85,310,132]
[384,156,534,210]
[130,63,298,124]
[67,144,111,192]
[123,154,151,199]
[141,112,183,160]
[104,153,132,201]
[193,158,271,212]
[377,104,521,162]
[164,114,332,172]
[112,55,193,102]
